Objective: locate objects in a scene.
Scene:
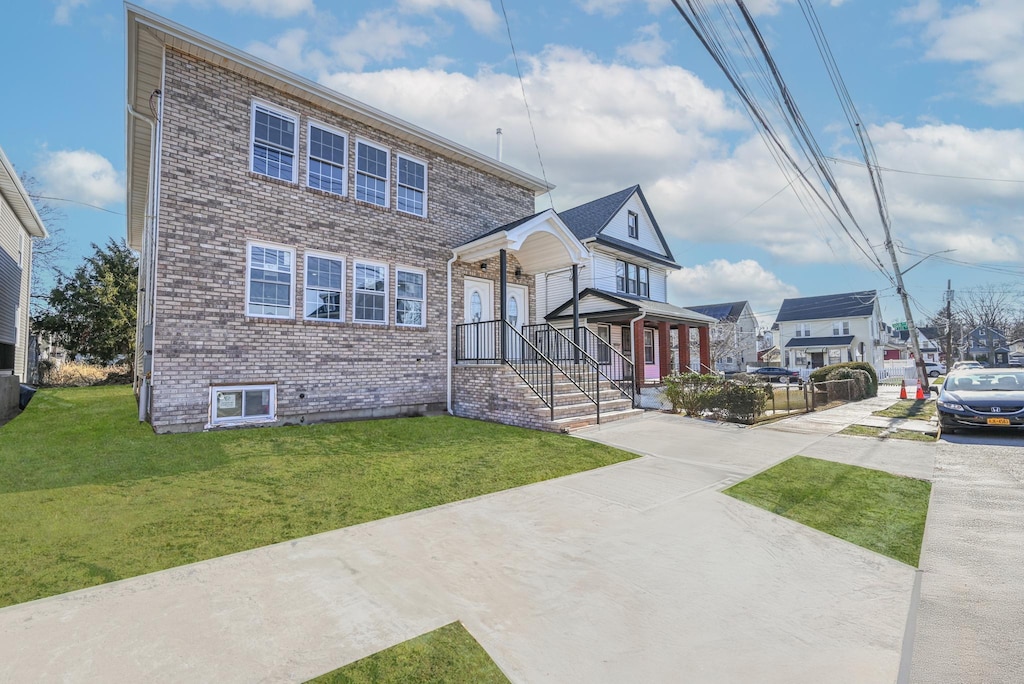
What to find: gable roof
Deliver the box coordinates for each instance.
[125,4,552,250]
[685,301,749,323]
[0,146,47,238]
[557,185,677,265]
[774,291,877,324]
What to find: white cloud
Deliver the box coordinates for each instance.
[328,12,432,71]
[397,0,500,33]
[248,28,327,73]
[617,23,670,66]
[669,259,799,323]
[906,0,1024,104]
[53,0,88,25]
[575,0,631,17]
[149,0,314,18]
[35,150,124,208]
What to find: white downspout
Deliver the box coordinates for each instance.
[446,251,459,415]
[128,104,157,423]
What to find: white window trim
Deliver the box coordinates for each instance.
[352,258,389,325]
[396,153,428,217]
[250,99,299,183]
[209,384,277,427]
[355,138,390,208]
[306,119,348,196]
[303,251,346,322]
[245,240,296,319]
[395,265,427,328]
[627,210,639,239]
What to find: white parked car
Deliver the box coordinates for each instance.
[924,362,946,377]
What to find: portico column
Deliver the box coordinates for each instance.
[658,321,671,380]
[572,263,580,364]
[632,319,646,388]
[679,324,691,372]
[499,249,507,360]
[698,325,711,373]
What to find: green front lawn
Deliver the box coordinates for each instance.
[0,386,634,608]
[309,622,509,684]
[873,399,937,421]
[725,455,931,566]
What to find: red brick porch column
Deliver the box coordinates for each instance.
[698,325,711,373]
[678,324,691,372]
[658,321,671,380]
[632,319,646,387]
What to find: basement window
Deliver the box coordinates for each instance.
[211,385,276,425]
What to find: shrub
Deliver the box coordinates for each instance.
[825,368,870,401]
[716,382,768,424]
[809,361,878,397]
[662,373,723,416]
[42,362,131,387]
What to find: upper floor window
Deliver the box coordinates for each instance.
[251,102,297,182]
[396,267,426,327]
[354,260,388,323]
[356,140,389,207]
[304,253,344,321]
[616,259,649,297]
[627,211,639,239]
[795,323,811,337]
[397,155,427,217]
[307,122,346,196]
[832,320,850,336]
[246,242,295,318]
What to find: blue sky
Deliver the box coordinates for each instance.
[3,0,1023,328]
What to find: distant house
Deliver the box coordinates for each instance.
[773,290,883,370]
[966,326,1008,365]
[0,145,47,382]
[684,301,758,372]
[893,325,943,363]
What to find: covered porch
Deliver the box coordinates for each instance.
[784,336,856,369]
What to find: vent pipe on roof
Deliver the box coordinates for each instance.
[496,128,503,162]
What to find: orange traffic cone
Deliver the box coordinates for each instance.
[915,380,925,400]
[900,379,907,399]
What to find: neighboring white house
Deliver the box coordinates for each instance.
[0,145,47,382]
[684,300,759,372]
[773,290,883,371]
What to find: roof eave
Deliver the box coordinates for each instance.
[0,146,47,238]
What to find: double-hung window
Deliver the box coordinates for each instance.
[627,211,639,239]
[396,267,426,326]
[397,155,427,216]
[638,267,649,297]
[251,101,297,182]
[247,242,295,318]
[795,323,811,338]
[615,260,626,292]
[356,140,389,207]
[644,329,655,365]
[354,260,387,323]
[832,320,850,336]
[304,253,344,321]
[307,122,346,195]
[626,263,638,295]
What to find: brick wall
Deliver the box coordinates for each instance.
[451,364,557,431]
[149,49,536,432]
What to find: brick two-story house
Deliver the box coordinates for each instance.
[126,7,710,433]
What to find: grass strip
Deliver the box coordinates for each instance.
[725,455,931,566]
[872,399,936,421]
[308,622,509,684]
[0,386,634,608]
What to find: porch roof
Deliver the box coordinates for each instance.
[454,209,588,274]
[546,288,716,326]
[785,335,855,348]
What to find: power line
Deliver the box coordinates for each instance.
[29,194,125,216]
[826,156,1024,184]
[498,0,553,210]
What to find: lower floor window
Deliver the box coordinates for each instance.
[644,329,655,365]
[212,385,276,424]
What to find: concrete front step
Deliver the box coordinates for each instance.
[551,407,645,432]
[538,398,635,420]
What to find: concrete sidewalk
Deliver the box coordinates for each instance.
[0,411,919,683]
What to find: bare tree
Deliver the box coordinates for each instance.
[954,285,1022,334]
[19,173,69,314]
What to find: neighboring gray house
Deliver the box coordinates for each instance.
[126,8,711,433]
[966,326,1009,366]
[773,290,883,371]
[684,301,758,372]
[0,145,47,383]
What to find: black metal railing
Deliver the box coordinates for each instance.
[577,327,635,404]
[522,325,600,419]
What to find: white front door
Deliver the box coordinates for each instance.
[505,284,529,360]
[463,277,494,359]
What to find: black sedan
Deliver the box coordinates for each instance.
[750,367,803,384]
[937,369,1024,433]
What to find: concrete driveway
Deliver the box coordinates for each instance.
[0,409,920,683]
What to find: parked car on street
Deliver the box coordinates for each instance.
[937,368,1024,433]
[951,361,983,371]
[924,362,946,377]
[750,367,802,384]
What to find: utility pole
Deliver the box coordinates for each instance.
[945,280,954,367]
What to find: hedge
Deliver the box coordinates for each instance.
[809,361,878,397]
